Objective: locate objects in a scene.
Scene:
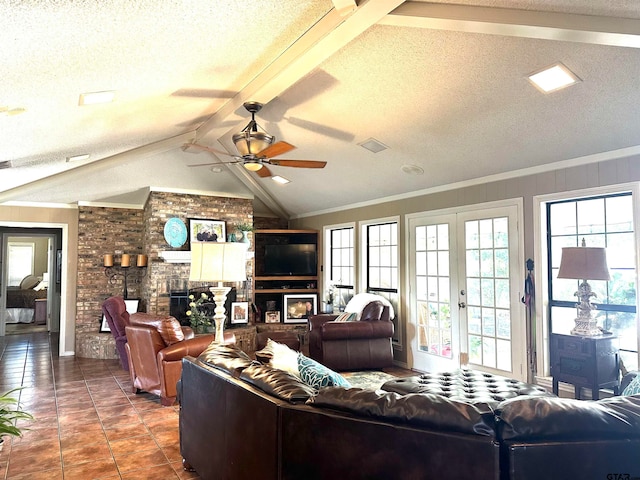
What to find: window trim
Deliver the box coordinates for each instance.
[323,222,356,307]
[533,182,640,378]
[359,216,402,349]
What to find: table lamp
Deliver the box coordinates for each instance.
[557,238,610,336]
[189,242,248,341]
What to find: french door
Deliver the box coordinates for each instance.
[408,203,526,380]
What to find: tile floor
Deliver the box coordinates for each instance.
[0,332,198,480]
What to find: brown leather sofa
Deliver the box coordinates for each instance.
[125,313,233,406]
[178,343,640,480]
[308,300,393,371]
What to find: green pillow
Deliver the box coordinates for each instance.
[622,374,640,396]
[297,354,351,390]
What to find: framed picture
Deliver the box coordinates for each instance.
[265,310,281,323]
[284,294,317,323]
[231,301,249,324]
[189,219,225,244]
[100,299,139,333]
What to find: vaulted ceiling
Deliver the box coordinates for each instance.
[2,1,640,218]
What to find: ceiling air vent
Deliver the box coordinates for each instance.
[0,160,12,169]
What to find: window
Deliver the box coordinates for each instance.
[364,220,400,344]
[547,193,637,369]
[7,242,35,287]
[327,226,355,308]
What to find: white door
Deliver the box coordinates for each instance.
[409,204,525,380]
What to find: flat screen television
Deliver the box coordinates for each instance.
[263,244,317,276]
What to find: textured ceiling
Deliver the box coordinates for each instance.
[1,1,640,218]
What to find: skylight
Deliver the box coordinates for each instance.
[528,63,580,94]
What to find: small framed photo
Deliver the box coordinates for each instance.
[231,301,249,324]
[284,294,317,323]
[189,219,225,244]
[265,311,281,323]
[99,316,111,333]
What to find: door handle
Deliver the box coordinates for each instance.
[458,301,466,308]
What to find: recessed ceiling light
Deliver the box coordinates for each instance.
[528,63,580,94]
[78,90,115,106]
[358,138,388,153]
[272,175,290,184]
[210,166,224,173]
[66,154,90,162]
[401,164,424,175]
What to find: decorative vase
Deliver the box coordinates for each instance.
[239,231,250,243]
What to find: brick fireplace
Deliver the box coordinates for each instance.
[75,190,254,360]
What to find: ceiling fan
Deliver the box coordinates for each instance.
[185,101,326,178]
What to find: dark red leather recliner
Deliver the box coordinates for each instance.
[308,297,394,371]
[101,296,131,370]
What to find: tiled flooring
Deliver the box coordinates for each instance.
[0,332,198,480]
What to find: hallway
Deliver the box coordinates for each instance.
[0,332,197,479]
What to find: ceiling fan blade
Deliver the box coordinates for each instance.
[268,159,326,169]
[256,165,273,178]
[258,141,296,158]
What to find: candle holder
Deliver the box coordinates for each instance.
[104,254,148,299]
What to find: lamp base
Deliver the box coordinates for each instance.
[209,284,231,343]
[570,323,602,337]
[570,280,602,336]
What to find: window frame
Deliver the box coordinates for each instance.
[534,183,640,377]
[360,216,402,348]
[323,223,356,310]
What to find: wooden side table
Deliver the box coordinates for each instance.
[550,333,620,400]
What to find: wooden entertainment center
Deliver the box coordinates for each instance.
[252,229,318,343]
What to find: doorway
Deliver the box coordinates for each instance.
[407,201,526,381]
[0,228,62,336]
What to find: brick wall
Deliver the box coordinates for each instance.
[76,192,255,360]
[76,206,145,359]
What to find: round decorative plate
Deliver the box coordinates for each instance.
[164,218,188,248]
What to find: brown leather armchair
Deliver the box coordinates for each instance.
[308,298,394,371]
[125,313,235,405]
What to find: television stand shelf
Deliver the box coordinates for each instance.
[253,229,319,324]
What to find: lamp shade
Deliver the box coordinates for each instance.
[189,242,247,282]
[557,246,610,281]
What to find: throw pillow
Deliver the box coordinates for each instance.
[334,312,357,322]
[19,275,40,290]
[622,374,640,396]
[297,353,351,390]
[257,339,301,378]
[157,317,185,345]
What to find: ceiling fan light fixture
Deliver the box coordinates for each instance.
[243,160,263,172]
[233,131,274,157]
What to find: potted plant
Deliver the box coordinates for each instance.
[235,222,253,243]
[0,388,33,447]
[186,293,214,334]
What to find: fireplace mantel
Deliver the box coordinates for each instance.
[159,251,191,263]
